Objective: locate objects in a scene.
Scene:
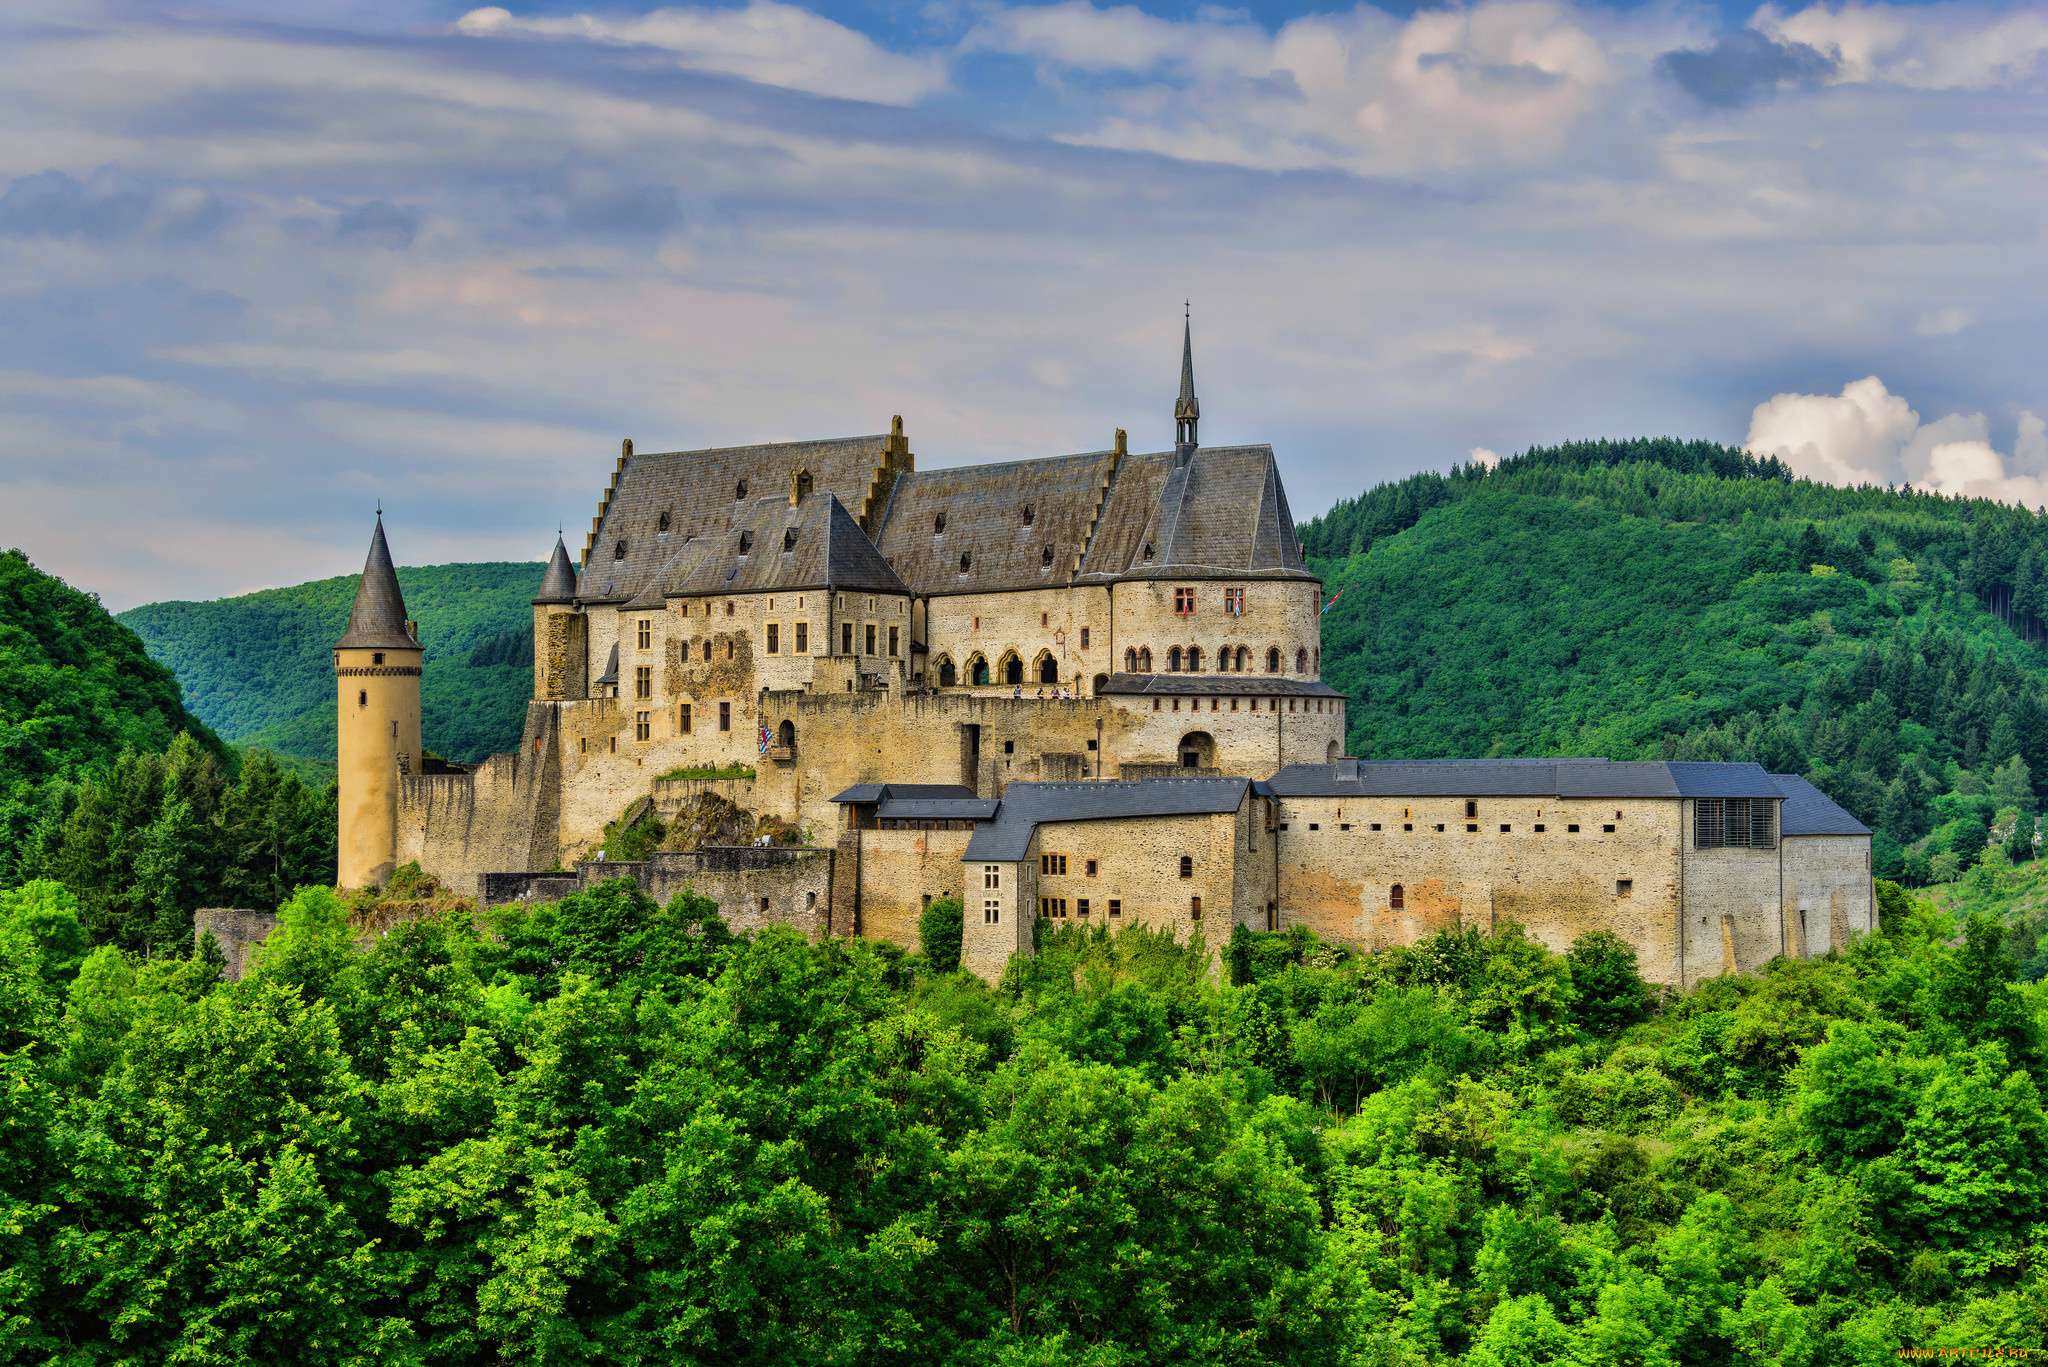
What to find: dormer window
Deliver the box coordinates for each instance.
[738,531,753,554]
[1041,544,1054,567]
[934,511,947,534]
[735,479,749,501]
[959,551,972,573]
[783,528,797,551]
[1022,503,1035,526]
[657,511,671,533]
[1142,542,1155,560]
[614,540,627,561]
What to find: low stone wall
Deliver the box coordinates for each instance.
[651,776,758,814]
[195,908,279,982]
[479,846,837,938]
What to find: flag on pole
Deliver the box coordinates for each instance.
[1321,589,1345,616]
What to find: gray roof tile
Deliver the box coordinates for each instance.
[876,798,1002,821]
[336,517,419,651]
[873,450,1121,596]
[534,536,578,604]
[963,777,1250,862]
[1772,774,1872,836]
[1267,758,1787,799]
[828,782,977,804]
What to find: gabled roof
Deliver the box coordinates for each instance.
[637,492,908,600]
[873,450,1122,596]
[829,782,978,804]
[534,536,578,604]
[1076,445,1309,583]
[876,798,1002,821]
[336,516,419,651]
[595,641,619,686]
[1772,774,1872,836]
[963,777,1250,862]
[1266,759,1787,799]
[582,434,897,603]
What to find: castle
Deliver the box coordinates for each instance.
[333,325,1874,986]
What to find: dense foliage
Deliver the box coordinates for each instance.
[0,877,2040,1362]
[117,561,541,767]
[1306,442,2048,907]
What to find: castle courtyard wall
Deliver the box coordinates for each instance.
[1781,834,1874,957]
[850,827,978,951]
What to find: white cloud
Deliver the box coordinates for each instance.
[1756,2,2048,90]
[456,4,948,104]
[1469,446,1500,469]
[1745,376,2048,505]
[1915,306,1972,336]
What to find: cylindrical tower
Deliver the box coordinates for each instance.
[334,514,423,889]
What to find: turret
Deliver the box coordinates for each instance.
[1174,306,1200,463]
[334,512,423,889]
[533,533,587,700]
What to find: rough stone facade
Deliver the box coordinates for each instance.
[1781,834,1876,957]
[194,907,279,982]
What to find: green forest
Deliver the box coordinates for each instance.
[117,562,542,772]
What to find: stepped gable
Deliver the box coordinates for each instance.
[873,449,1122,596]
[336,516,419,651]
[1077,444,1308,582]
[582,434,894,604]
[534,536,578,604]
[658,492,909,597]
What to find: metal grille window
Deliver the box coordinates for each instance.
[1696,798,1775,848]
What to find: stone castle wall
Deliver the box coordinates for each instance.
[482,847,835,938]
[1782,835,1875,957]
[850,826,979,951]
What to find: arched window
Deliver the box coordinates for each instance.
[777,719,796,751]
[1139,647,1153,671]
[1179,855,1193,877]
[1038,654,1059,684]
[1266,647,1280,673]
[1236,646,1248,671]
[1167,646,1182,672]
[1296,648,1308,674]
[1390,884,1405,910]
[971,656,989,685]
[1004,654,1023,686]
[939,657,957,687]
[1125,647,1137,671]
[1187,645,1202,672]
[1092,673,1108,695]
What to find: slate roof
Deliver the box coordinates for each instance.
[1077,444,1308,583]
[875,798,1002,822]
[1266,759,1788,799]
[534,536,578,604]
[595,641,619,687]
[963,777,1250,862]
[828,783,978,805]
[582,435,895,603]
[336,517,420,651]
[1772,774,1872,836]
[1098,673,1346,698]
[873,450,1121,597]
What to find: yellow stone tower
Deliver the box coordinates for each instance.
[334,513,423,889]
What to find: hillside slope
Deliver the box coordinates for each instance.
[119,562,540,766]
[1305,441,2048,893]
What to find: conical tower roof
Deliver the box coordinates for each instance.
[335,515,420,650]
[534,535,578,604]
[1178,314,1197,410]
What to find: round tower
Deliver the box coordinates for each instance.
[334,512,423,889]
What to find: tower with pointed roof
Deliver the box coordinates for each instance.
[1174,306,1199,462]
[334,512,423,888]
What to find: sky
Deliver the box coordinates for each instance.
[0,0,2043,609]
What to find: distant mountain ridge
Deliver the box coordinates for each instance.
[118,561,541,769]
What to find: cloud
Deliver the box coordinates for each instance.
[1754,2,2048,90]
[505,161,683,238]
[1915,306,1971,337]
[455,3,948,104]
[0,168,225,244]
[336,199,421,248]
[1745,377,2048,505]
[1658,29,1836,107]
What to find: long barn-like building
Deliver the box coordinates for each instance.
[332,326,1872,986]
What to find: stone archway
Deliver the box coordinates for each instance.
[1326,740,1340,762]
[937,656,957,687]
[1092,673,1109,696]
[1179,731,1215,768]
[1036,651,1059,684]
[1002,652,1024,686]
[968,654,989,686]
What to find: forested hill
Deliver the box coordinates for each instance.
[1305,438,2048,891]
[119,561,541,767]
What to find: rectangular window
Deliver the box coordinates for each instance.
[1040,612,1049,627]
[766,623,779,654]
[1568,824,1580,833]
[718,701,731,731]
[609,736,617,753]
[842,622,854,654]
[635,665,652,699]
[1174,586,1195,614]
[679,704,692,733]
[1080,627,1090,648]
[984,865,1000,889]
[795,622,808,653]
[1040,853,1068,875]
[1466,824,1478,833]
[1178,855,1193,878]
[1038,897,1069,918]
[1108,899,1121,917]
[1534,823,1545,832]
[1224,586,1244,614]
[580,736,587,753]
[1077,898,1090,917]
[1694,798,1774,849]
[635,711,650,741]
[1501,824,1511,833]
[1603,824,1616,833]
[973,615,980,630]
[1616,880,1633,897]
[983,899,1001,924]
[637,619,651,650]
[1189,895,1202,921]
[726,601,734,616]
[889,626,900,656]
[866,624,877,655]
[1085,859,1097,877]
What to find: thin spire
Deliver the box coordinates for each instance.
[1174,304,1200,459]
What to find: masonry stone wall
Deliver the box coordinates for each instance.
[398,701,562,900]
[1109,578,1324,682]
[962,858,1029,982]
[195,908,279,982]
[1676,800,1787,984]
[1270,794,1686,981]
[1020,799,1269,954]
[1781,835,1874,957]
[850,827,978,950]
[483,847,834,938]
[925,585,1116,692]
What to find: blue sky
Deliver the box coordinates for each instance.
[1,0,2044,607]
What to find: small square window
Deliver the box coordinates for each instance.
[1004,740,1015,754]
[1616,880,1633,897]
[372,652,384,666]
[1339,823,1350,831]
[1278,823,1289,831]
[1085,859,1097,876]
[1403,823,1413,832]
[1534,823,1545,832]
[1568,824,1580,833]
[1371,823,1382,831]
[1086,739,1098,750]
[1603,824,1616,833]
[1077,898,1090,916]
[1108,899,1121,916]
[1466,823,1478,832]
[1435,824,1445,832]
[1309,823,1319,831]
[1500,824,1511,832]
